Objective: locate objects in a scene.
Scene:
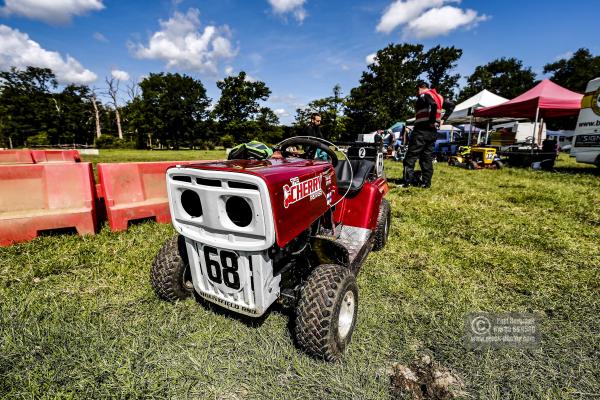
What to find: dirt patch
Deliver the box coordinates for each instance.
[387,355,467,399]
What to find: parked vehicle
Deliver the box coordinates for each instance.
[546,130,575,152]
[571,77,600,167]
[448,146,503,169]
[150,138,391,361]
[434,126,466,160]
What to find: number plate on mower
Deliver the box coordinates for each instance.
[190,243,260,315]
[201,246,243,292]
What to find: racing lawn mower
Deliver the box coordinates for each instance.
[150,137,391,361]
[448,145,504,170]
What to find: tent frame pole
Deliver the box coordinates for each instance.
[538,117,544,147]
[468,114,473,145]
[531,106,540,154]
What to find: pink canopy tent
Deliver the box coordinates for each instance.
[474,80,582,145]
[474,79,582,119]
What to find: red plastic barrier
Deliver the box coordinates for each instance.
[0,163,97,246]
[0,150,34,164]
[97,161,204,231]
[31,149,81,163]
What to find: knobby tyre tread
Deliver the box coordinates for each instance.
[294,264,358,362]
[373,198,391,251]
[151,235,193,302]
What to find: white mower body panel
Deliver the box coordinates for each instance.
[166,166,280,316]
[185,238,280,317]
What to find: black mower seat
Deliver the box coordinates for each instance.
[334,159,374,196]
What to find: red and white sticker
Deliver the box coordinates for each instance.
[283,175,323,208]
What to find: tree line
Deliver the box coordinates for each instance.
[1,45,598,149]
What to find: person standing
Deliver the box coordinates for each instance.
[301,113,328,160]
[304,113,323,138]
[402,81,454,188]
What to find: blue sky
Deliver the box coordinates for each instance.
[0,0,598,124]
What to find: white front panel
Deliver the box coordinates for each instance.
[185,238,280,317]
[167,167,276,251]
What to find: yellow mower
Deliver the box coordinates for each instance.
[448,146,504,170]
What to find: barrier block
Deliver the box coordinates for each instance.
[0,163,97,246]
[31,149,81,163]
[0,150,34,164]
[97,161,205,231]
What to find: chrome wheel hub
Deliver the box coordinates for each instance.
[338,290,355,340]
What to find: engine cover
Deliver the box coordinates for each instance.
[170,158,337,248]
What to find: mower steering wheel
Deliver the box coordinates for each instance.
[276,137,338,167]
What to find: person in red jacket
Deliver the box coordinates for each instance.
[401,81,454,188]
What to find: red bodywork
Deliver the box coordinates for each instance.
[186,157,388,248]
[333,177,388,230]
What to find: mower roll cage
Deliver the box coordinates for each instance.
[275,136,354,204]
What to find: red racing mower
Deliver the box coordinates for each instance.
[150,137,391,361]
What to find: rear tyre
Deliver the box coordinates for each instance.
[373,199,391,251]
[468,161,478,170]
[493,160,504,169]
[294,264,358,362]
[151,235,194,301]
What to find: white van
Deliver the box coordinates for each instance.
[571,77,600,167]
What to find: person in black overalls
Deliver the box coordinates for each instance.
[401,81,454,188]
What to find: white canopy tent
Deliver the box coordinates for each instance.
[446,89,508,123]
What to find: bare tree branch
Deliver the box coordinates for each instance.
[105,76,123,140]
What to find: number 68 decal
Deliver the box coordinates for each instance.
[203,246,241,290]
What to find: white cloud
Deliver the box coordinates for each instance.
[376,0,488,38]
[0,0,104,25]
[405,6,488,38]
[377,0,445,34]
[365,53,377,65]
[132,8,237,74]
[274,108,289,117]
[244,74,257,83]
[268,0,307,22]
[0,24,97,84]
[270,94,302,108]
[224,65,234,75]
[111,69,129,81]
[93,32,108,43]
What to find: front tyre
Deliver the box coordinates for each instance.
[373,198,391,251]
[151,235,194,301]
[294,264,358,362]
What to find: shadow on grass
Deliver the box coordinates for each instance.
[552,166,599,176]
[192,291,281,328]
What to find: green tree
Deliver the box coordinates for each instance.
[543,48,600,93]
[255,107,283,144]
[213,71,272,143]
[138,72,211,149]
[293,84,348,140]
[345,43,462,136]
[459,57,536,102]
[52,84,95,145]
[0,66,57,147]
[424,45,463,100]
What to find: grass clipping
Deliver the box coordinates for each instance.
[387,355,467,400]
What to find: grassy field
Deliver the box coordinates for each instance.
[1,150,599,399]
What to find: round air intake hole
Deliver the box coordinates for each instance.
[226,196,253,227]
[181,190,202,217]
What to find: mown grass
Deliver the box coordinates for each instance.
[1,150,599,399]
